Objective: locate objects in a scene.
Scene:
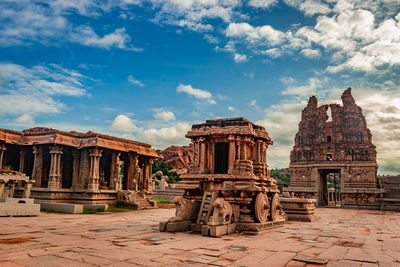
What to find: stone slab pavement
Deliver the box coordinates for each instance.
[0,208,400,266]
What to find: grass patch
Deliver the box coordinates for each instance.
[106,205,135,212]
[154,200,169,204]
[83,208,101,214]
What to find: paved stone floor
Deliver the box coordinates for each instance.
[0,208,400,267]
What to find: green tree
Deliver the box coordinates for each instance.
[152,160,181,184]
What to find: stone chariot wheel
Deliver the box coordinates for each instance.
[255,192,270,223]
[270,193,283,221]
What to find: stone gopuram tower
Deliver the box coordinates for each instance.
[160,118,285,236]
[285,88,383,209]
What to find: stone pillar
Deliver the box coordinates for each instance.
[72,150,80,190]
[127,153,138,190]
[193,141,199,164]
[48,146,63,189]
[0,179,6,197]
[236,138,241,161]
[0,143,6,170]
[207,142,213,173]
[257,140,262,162]
[109,151,120,190]
[87,147,102,193]
[228,135,236,173]
[31,146,38,183]
[8,180,17,197]
[19,148,28,173]
[262,143,267,163]
[145,158,154,192]
[34,147,43,187]
[243,143,247,160]
[22,180,35,198]
[199,137,206,173]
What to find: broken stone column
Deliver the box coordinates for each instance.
[48,146,63,189]
[87,147,102,193]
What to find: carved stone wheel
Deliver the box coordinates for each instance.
[254,192,270,223]
[270,193,283,221]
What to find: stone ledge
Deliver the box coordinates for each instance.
[38,202,83,214]
[83,204,108,212]
[0,202,40,217]
[0,198,34,204]
[237,219,285,233]
[280,197,316,203]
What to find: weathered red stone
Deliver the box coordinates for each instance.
[285,88,383,208]
[158,145,194,174]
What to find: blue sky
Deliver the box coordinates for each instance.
[0,0,399,174]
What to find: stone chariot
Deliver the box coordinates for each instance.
[160,118,285,236]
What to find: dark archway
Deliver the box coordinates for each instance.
[318,169,341,206]
[214,142,228,174]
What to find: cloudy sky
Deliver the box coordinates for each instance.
[0,0,399,174]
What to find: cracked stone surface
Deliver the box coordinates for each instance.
[0,208,400,266]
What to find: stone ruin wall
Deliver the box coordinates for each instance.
[291,88,376,166]
[287,88,382,208]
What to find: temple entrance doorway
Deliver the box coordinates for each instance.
[214,142,228,174]
[318,169,341,207]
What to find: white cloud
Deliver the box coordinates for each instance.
[141,122,191,149]
[128,75,145,87]
[177,83,216,104]
[0,1,140,50]
[280,76,295,85]
[14,114,35,126]
[264,48,282,58]
[301,48,321,58]
[296,7,400,72]
[250,100,257,107]
[226,22,285,46]
[71,27,141,51]
[110,114,140,132]
[228,106,235,111]
[248,0,278,8]
[282,77,326,96]
[295,0,331,16]
[234,53,248,62]
[204,34,219,44]
[149,0,240,32]
[153,109,176,121]
[0,62,86,116]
